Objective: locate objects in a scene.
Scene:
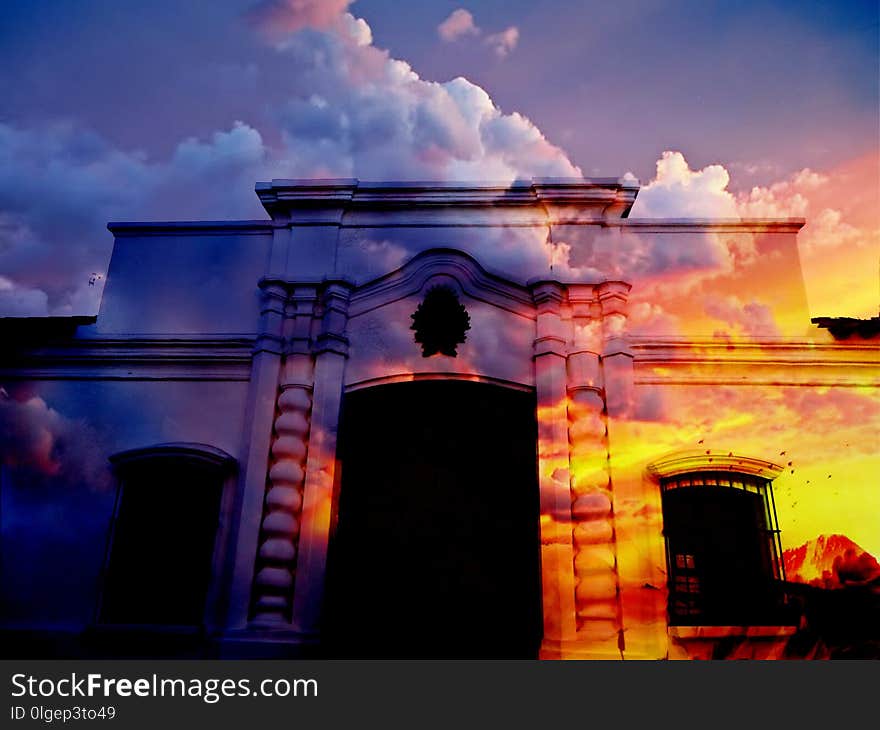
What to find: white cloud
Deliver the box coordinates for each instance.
[629,151,738,218]
[247,0,355,38]
[0,9,578,316]
[485,26,519,58]
[438,9,479,42]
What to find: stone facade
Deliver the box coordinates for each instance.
[1,178,877,659]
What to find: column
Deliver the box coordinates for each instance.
[250,284,318,625]
[291,279,354,637]
[530,281,578,658]
[567,284,622,659]
[224,279,288,630]
[599,281,667,659]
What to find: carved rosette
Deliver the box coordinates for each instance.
[410,285,470,357]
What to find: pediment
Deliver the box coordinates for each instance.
[348,248,535,319]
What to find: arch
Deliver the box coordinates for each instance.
[109,442,236,473]
[345,372,535,394]
[349,247,536,319]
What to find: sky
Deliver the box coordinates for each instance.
[0,0,877,318]
[0,1,879,622]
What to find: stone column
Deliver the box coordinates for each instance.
[224,279,288,630]
[567,284,623,659]
[250,284,318,625]
[529,280,578,658]
[598,281,667,659]
[291,279,354,637]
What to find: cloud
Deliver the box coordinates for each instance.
[0,8,579,316]
[0,389,111,491]
[0,120,272,317]
[437,10,518,59]
[703,294,782,339]
[484,26,519,58]
[633,149,878,256]
[629,151,739,218]
[437,9,479,42]
[247,0,354,38]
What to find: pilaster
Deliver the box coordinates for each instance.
[224,280,288,631]
[290,280,354,637]
[567,284,623,658]
[530,280,578,657]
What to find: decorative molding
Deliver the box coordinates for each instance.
[612,218,805,233]
[631,338,880,386]
[345,372,534,393]
[410,285,471,357]
[645,450,784,481]
[108,221,276,236]
[109,442,237,473]
[255,177,641,220]
[349,248,536,319]
[0,335,255,380]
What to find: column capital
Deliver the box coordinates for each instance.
[596,280,631,316]
[528,279,566,309]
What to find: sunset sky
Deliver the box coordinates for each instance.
[1,3,878,640]
[0,0,876,318]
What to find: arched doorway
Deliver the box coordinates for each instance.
[322,380,542,658]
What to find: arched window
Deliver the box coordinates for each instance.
[647,452,787,626]
[99,443,235,627]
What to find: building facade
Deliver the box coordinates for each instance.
[2,179,877,659]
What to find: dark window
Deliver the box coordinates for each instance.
[99,445,232,626]
[661,471,786,625]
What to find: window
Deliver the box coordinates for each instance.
[99,443,234,627]
[649,453,788,626]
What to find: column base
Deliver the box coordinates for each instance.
[540,637,625,660]
[216,626,321,659]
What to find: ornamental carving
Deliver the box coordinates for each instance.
[410,285,471,357]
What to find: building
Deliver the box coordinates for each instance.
[1,178,877,659]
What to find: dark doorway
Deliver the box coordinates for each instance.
[322,380,542,658]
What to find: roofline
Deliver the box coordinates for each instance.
[106,217,806,235]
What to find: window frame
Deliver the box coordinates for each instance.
[647,451,792,628]
[94,443,237,635]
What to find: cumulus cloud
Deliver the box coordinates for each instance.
[0,7,578,316]
[0,120,272,316]
[0,389,111,490]
[633,150,877,257]
[438,9,479,41]
[629,151,739,218]
[484,26,519,58]
[247,0,354,38]
[437,9,518,58]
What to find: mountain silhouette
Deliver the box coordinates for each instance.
[784,534,880,590]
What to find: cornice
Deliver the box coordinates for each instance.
[254,177,642,221]
[631,337,880,386]
[0,335,255,380]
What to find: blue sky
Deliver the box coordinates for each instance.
[0,0,877,315]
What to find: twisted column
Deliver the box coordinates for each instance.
[250,285,318,625]
[566,285,621,651]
